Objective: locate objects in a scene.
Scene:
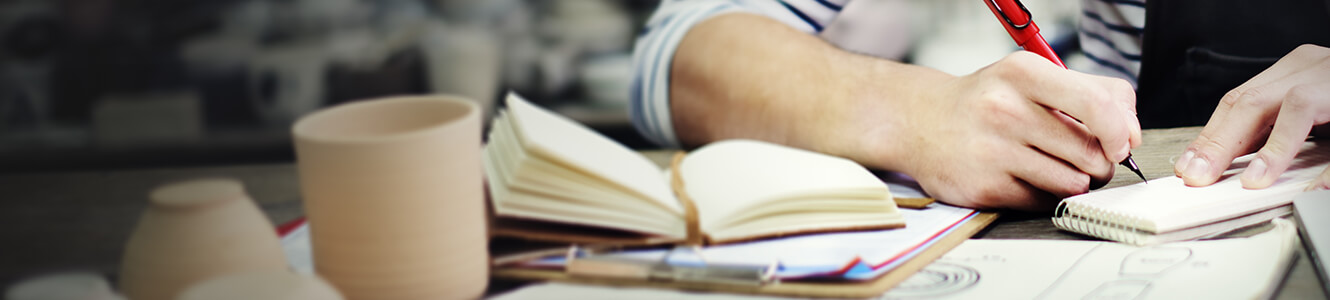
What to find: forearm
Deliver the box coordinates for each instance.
[668,13,952,170]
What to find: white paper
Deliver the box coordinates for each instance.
[882,219,1299,300]
[489,282,794,300]
[281,224,315,275]
[487,219,1297,300]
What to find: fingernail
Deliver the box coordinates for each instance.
[1182,155,1210,180]
[1242,157,1268,185]
[1175,151,1195,174]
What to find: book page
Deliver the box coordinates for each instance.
[678,140,899,238]
[504,94,682,215]
[1060,142,1330,233]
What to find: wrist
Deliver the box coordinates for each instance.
[827,53,953,173]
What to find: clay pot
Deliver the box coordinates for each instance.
[176,270,342,300]
[292,95,488,300]
[5,272,124,300]
[119,178,289,300]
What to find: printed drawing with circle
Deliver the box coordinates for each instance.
[882,219,1298,300]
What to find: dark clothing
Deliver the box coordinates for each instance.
[1135,0,1330,129]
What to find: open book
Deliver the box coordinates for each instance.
[483,93,904,245]
[1053,142,1330,246]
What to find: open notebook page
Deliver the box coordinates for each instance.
[1059,142,1330,233]
[678,140,899,237]
[505,94,682,215]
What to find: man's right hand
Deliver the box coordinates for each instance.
[850,52,1141,210]
[667,14,1141,211]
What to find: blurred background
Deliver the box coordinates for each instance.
[0,0,1082,172]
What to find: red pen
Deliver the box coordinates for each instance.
[982,0,1065,68]
[982,0,1147,182]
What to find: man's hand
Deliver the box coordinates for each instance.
[1173,44,1330,190]
[668,14,1140,211]
[859,52,1140,210]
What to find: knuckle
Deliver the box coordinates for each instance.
[1080,89,1113,113]
[1295,44,1330,56]
[1083,138,1112,170]
[1066,173,1092,195]
[993,53,1037,78]
[1284,84,1320,110]
[1196,137,1241,160]
[1260,141,1297,159]
[968,185,1006,208]
[1108,78,1135,94]
[976,92,1021,128]
[1220,89,1246,109]
[1237,87,1276,110]
[1107,79,1138,106]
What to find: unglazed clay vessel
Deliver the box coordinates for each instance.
[292,95,488,300]
[176,270,343,300]
[5,271,125,300]
[119,178,289,300]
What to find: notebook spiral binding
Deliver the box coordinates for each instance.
[1053,200,1145,244]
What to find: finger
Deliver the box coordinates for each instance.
[1004,180,1060,211]
[1000,53,1138,163]
[1006,142,1092,199]
[1244,82,1330,189]
[1224,45,1330,95]
[1306,165,1330,191]
[938,179,1052,211]
[1176,74,1323,186]
[1104,77,1144,149]
[1179,48,1330,186]
[1020,107,1115,183]
[922,173,1044,211]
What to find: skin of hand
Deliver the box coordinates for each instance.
[668,14,1141,211]
[1172,44,1330,190]
[887,52,1141,210]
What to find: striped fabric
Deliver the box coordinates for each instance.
[629,0,1144,147]
[1077,0,1146,86]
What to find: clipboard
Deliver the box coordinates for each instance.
[491,211,998,298]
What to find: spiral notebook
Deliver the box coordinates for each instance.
[1053,142,1330,246]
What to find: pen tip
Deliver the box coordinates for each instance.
[1120,156,1147,183]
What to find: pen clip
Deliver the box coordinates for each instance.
[985,0,1032,29]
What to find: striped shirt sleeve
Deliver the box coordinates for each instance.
[1076,0,1146,86]
[630,0,847,148]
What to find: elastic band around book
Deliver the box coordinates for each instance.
[670,151,706,246]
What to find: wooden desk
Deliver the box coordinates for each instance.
[0,127,1324,299]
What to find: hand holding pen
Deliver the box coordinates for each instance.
[981,0,1148,183]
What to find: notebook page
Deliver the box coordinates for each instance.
[678,140,894,231]
[504,93,682,215]
[1061,142,1329,233]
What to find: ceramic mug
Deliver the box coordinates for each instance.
[292,95,488,300]
[119,178,289,300]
